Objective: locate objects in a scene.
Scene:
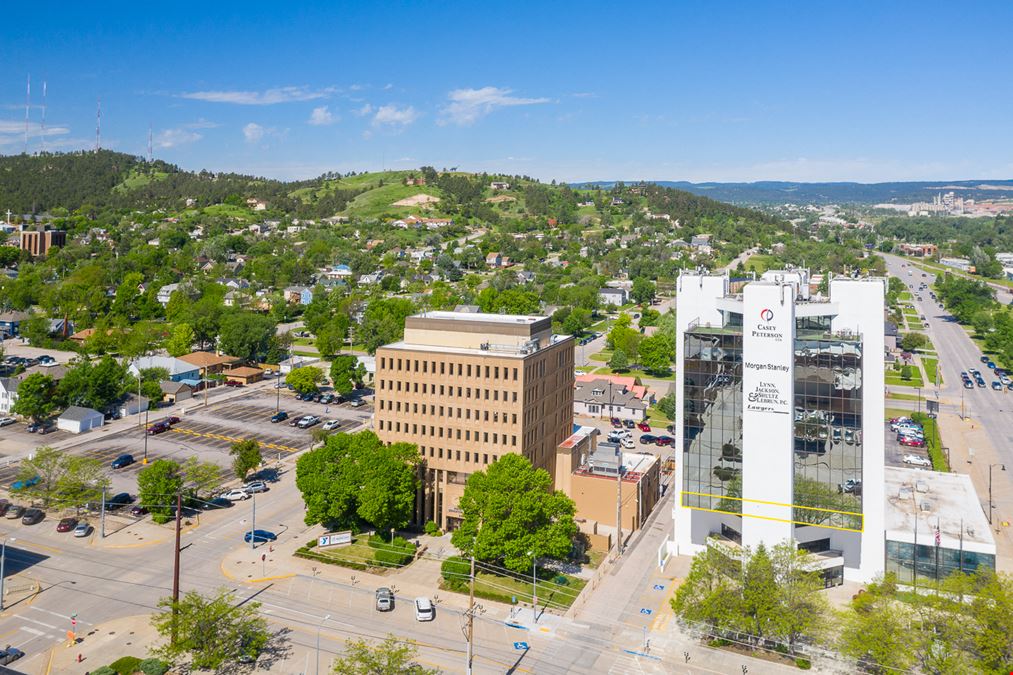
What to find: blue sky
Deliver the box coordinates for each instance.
[1,1,1011,182]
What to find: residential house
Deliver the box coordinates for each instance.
[324,264,353,280]
[160,380,193,404]
[358,271,385,286]
[0,311,29,338]
[573,375,651,421]
[490,181,510,190]
[516,270,536,284]
[246,198,268,211]
[283,286,313,305]
[177,351,241,375]
[485,252,510,268]
[57,406,104,434]
[118,394,149,417]
[598,287,629,307]
[216,278,250,291]
[453,304,481,313]
[128,356,200,383]
[404,176,426,186]
[223,290,245,308]
[279,355,319,375]
[885,320,899,352]
[690,234,713,254]
[223,366,264,385]
[157,283,180,305]
[21,363,68,382]
[0,377,18,414]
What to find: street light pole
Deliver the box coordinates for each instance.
[0,538,9,611]
[143,405,149,464]
[528,551,537,624]
[315,614,330,675]
[988,463,1006,525]
[250,490,256,550]
[276,371,281,412]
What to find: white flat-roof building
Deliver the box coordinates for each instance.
[884,467,995,583]
[673,268,886,583]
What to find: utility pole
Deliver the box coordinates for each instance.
[466,555,475,675]
[100,487,107,538]
[529,551,538,624]
[0,539,7,611]
[250,490,256,550]
[172,491,182,646]
[988,463,1006,525]
[614,444,623,561]
[143,405,150,464]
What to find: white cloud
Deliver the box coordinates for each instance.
[353,103,373,117]
[155,127,202,149]
[0,120,70,146]
[372,105,418,127]
[308,106,337,126]
[243,123,265,143]
[181,86,333,105]
[439,86,549,126]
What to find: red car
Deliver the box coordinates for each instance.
[56,517,78,533]
[147,421,170,435]
[900,436,925,448]
[610,417,622,428]
[654,435,674,447]
[224,380,243,387]
[637,422,651,432]
[166,416,180,425]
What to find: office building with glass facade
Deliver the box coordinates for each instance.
[673,269,887,583]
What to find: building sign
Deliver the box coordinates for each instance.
[318,530,352,548]
[743,306,791,415]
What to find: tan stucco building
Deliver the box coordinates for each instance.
[375,311,575,530]
[20,228,66,257]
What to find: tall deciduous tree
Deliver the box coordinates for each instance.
[358,298,416,354]
[332,635,438,675]
[137,459,183,523]
[150,588,269,669]
[15,446,109,509]
[13,373,57,421]
[218,311,275,362]
[451,454,577,573]
[330,355,366,394]
[631,277,656,305]
[230,439,262,481]
[286,366,323,394]
[166,323,196,357]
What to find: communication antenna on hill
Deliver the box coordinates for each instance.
[148,123,153,163]
[95,97,101,152]
[24,74,30,154]
[40,81,47,153]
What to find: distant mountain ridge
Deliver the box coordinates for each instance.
[572,179,1013,205]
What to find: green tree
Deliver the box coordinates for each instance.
[295,431,418,530]
[330,355,366,394]
[286,366,324,394]
[607,324,641,361]
[15,446,109,509]
[137,459,183,523]
[358,298,416,354]
[899,332,929,352]
[741,544,779,645]
[671,546,742,633]
[315,322,346,358]
[562,307,592,336]
[180,456,223,501]
[218,311,275,361]
[87,355,129,411]
[230,439,262,481]
[165,323,195,357]
[838,575,918,673]
[12,373,57,421]
[638,333,674,374]
[608,348,629,371]
[150,588,269,669]
[451,454,577,573]
[900,364,913,381]
[631,277,656,305]
[656,393,676,421]
[332,635,438,675]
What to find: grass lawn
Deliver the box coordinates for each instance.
[646,407,673,427]
[922,357,942,384]
[885,373,925,388]
[296,533,414,572]
[202,203,256,221]
[340,181,447,219]
[292,337,315,346]
[589,351,611,362]
[898,291,912,301]
[743,254,777,275]
[887,391,924,402]
[594,366,675,382]
[885,407,911,420]
[292,349,318,357]
[441,561,587,612]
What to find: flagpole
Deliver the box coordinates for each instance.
[913,513,918,590]
[958,517,964,575]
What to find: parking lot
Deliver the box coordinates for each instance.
[885,418,932,469]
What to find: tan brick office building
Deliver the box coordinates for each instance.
[375,311,575,530]
[20,228,66,257]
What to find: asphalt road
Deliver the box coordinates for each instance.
[884,253,1013,473]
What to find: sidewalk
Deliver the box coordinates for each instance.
[937,411,1013,571]
[45,613,162,673]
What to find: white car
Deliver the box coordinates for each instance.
[902,454,932,468]
[620,437,635,450]
[0,417,15,427]
[297,415,321,429]
[414,596,435,622]
[350,399,366,408]
[322,420,341,431]
[222,489,252,501]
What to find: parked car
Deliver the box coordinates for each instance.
[375,587,394,612]
[322,419,341,431]
[654,435,674,446]
[129,505,149,517]
[0,417,15,427]
[622,419,635,429]
[900,436,926,448]
[639,434,657,444]
[166,416,180,425]
[11,475,40,491]
[610,417,622,428]
[319,394,334,405]
[105,493,134,510]
[224,380,243,387]
[350,399,365,408]
[147,421,170,435]
[25,422,43,433]
[270,411,289,423]
[21,508,45,525]
[0,646,24,665]
[243,481,268,494]
[636,421,651,432]
[111,453,135,469]
[222,489,251,501]
[243,529,276,544]
[902,454,932,467]
[0,503,9,517]
[73,522,93,537]
[992,381,1003,390]
[838,479,862,495]
[297,415,321,429]
[415,596,435,622]
[5,505,25,519]
[203,497,233,510]
[620,437,635,449]
[964,380,975,389]
[56,517,78,532]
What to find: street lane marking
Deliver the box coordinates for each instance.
[247,573,296,583]
[21,616,57,630]
[169,426,301,453]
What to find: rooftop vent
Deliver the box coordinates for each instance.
[915,481,929,493]
[919,500,933,512]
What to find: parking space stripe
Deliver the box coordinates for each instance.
[168,427,302,453]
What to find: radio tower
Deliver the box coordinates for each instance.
[41,81,47,153]
[148,123,153,163]
[95,97,101,152]
[24,74,30,154]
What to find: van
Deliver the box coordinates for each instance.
[414,596,435,622]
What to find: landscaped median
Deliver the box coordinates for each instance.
[439,556,587,613]
[295,533,418,573]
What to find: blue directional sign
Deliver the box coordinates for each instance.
[514,641,529,650]
[640,608,653,615]
[653,584,665,591]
